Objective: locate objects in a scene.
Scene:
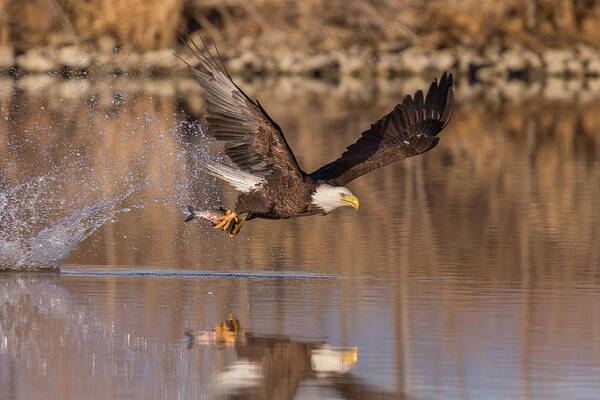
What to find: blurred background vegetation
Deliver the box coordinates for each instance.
[1,0,599,80]
[1,0,600,51]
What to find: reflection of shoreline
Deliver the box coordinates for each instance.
[3,75,600,107]
[2,76,598,274]
[0,273,114,397]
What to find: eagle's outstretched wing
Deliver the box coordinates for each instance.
[179,39,304,178]
[310,73,454,185]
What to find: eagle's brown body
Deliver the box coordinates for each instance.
[235,175,324,220]
[178,39,454,236]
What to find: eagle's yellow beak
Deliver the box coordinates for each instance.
[341,195,359,210]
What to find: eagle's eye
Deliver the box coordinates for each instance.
[339,193,348,198]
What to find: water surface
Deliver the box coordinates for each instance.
[1,76,599,398]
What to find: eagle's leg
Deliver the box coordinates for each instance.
[228,215,248,237]
[214,209,238,231]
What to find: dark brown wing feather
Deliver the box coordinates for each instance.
[179,39,304,178]
[310,72,454,185]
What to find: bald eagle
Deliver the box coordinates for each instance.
[179,40,454,237]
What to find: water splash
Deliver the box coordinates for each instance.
[169,118,223,209]
[0,79,226,270]
[0,174,139,271]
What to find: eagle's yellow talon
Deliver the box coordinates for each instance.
[229,217,247,237]
[214,209,237,231]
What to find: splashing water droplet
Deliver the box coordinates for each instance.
[0,174,143,271]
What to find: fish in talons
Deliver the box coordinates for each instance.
[184,206,248,237]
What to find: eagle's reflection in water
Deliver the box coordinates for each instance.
[186,315,398,400]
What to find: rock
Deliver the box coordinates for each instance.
[455,46,486,72]
[576,44,600,76]
[337,47,375,77]
[543,49,575,75]
[378,47,455,76]
[399,48,431,74]
[565,57,585,77]
[276,49,298,74]
[587,57,600,76]
[428,49,455,71]
[277,52,338,77]
[501,48,527,71]
[302,53,339,77]
[376,53,403,77]
[16,75,58,94]
[0,46,14,69]
[58,46,91,69]
[521,49,543,70]
[16,49,57,72]
[142,49,179,69]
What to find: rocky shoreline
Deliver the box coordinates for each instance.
[1,39,600,82]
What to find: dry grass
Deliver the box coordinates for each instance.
[414,0,600,51]
[182,0,600,51]
[1,0,183,51]
[1,0,600,51]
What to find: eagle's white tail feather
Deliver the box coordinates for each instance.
[202,161,265,192]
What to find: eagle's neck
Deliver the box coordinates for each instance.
[311,184,347,213]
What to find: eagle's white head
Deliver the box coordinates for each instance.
[311,184,360,213]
